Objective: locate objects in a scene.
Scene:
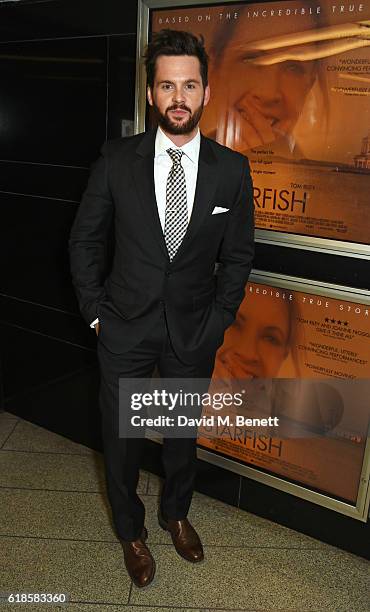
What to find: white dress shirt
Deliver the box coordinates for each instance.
[90,126,201,328]
[154,126,200,230]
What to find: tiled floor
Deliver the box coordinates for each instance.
[1,410,369,611]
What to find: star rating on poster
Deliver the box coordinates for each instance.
[324,317,349,326]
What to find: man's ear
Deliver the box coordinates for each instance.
[147,86,153,107]
[203,84,211,107]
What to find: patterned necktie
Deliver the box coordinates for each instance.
[164,148,188,261]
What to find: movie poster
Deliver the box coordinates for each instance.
[196,277,370,503]
[151,1,370,247]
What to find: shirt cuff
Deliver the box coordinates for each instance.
[90,318,99,328]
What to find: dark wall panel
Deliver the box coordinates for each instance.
[1,322,95,400]
[1,193,78,310]
[0,161,89,202]
[107,34,136,140]
[3,337,101,452]
[0,37,107,166]
[0,295,96,349]
[0,3,139,428]
[0,0,137,42]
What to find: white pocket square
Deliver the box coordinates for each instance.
[212,206,229,215]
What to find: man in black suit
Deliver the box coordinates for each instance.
[69,29,254,588]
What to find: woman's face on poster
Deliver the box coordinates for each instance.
[209,14,317,151]
[215,293,291,380]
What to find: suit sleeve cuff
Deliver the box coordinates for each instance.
[90,318,99,328]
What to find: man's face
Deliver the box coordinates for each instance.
[207,15,317,151]
[147,55,210,135]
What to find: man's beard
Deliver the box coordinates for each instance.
[153,98,204,135]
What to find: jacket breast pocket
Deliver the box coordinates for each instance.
[209,209,230,222]
[202,208,231,239]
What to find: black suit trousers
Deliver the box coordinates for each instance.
[97,305,217,541]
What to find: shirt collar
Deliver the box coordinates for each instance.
[155,126,200,164]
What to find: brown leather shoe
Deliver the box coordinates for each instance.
[158,513,204,563]
[120,527,155,588]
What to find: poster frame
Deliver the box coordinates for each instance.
[136,0,370,260]
[147,268,370,521]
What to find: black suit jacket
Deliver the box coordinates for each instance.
[69,129,254,362]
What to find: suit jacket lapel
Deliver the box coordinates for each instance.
[132,128,169,259]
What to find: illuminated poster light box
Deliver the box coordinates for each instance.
[136,0,370,259]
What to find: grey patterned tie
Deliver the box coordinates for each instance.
[164,148,188,261]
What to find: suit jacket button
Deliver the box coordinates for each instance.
[165,271,171,277]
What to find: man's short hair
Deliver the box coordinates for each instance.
[144,29,209,89]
